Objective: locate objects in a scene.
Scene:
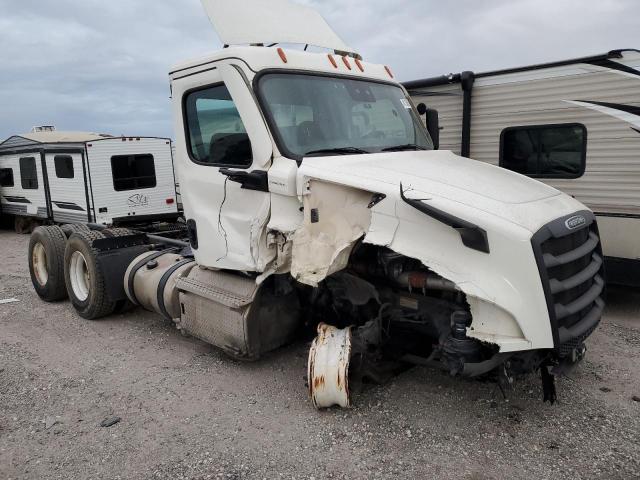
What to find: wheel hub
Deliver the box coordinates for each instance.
[69,251,90,301]
[32,242,48,286]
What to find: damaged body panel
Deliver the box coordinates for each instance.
[293,151,590,353]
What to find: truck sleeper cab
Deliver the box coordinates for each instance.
[27,0,604,409]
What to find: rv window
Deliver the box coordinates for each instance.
[111,154,157,191]
[500,124,586,178]
[0,168,14,187]
[19,157,38,189]
[54,155,74,179]
[183,84,252,167]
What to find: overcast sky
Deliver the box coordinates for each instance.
[0,0,637,140]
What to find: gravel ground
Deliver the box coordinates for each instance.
[0,229,639,479]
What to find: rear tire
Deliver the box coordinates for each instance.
[28,226,68,301]
[101,227,133,238]
[64,230,116,319]
[15,216,35,234]
[60,223,90,238]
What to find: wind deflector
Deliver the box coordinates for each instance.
[200,0,356,55]
[400,184,490,254]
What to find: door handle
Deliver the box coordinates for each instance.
[218,168,268,192]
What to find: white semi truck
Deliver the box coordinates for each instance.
[27,0,605,408]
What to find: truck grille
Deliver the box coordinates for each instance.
[531,210,605,357]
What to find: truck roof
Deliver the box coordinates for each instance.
[169,45,396,85]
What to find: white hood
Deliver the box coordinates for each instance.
[298,149,583,233]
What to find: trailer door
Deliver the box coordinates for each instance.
[44,152,90,223]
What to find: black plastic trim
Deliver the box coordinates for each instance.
[156,258,194,319]
[399,183,489,253]
[126,250,172,306]
[530,210,604,350]
[218,168,269,191]
[548,253,602,294]
[111,212,180,225]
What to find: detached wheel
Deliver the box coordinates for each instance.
[28,226,68,301]
[64,230,116,319]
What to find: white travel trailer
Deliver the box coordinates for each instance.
[27,0,605,408]
[0,129,179,230]
[404,49,640,286]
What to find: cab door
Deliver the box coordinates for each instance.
[173,62,274,271]
[45,152,90,223]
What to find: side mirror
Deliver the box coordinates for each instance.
[425,108,440,150]
[416,102,427,116]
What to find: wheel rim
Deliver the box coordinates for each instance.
[32,242,48,286]
[69,251,90,301]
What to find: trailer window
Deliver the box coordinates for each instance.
[19,157,38,189]
[0,168,14,187]
[183,84,252,167]
[500,124,586,178]
[54,155,74,179]
[110,154,157,191]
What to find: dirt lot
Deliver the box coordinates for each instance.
[0,229,639,479]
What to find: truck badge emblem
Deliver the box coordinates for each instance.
[127,193,149,207]
[565,215,586,230]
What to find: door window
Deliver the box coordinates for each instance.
[54,155,75,178]
[184,84,252,167]
[111,154,157,191]
[500,124,586,178]
[19,157,38,189]
[0,168,14,187]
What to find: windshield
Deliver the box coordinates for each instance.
[257,73,433,157]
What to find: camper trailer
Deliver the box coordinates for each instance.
[404,49,640,286]
[0,129,179,231]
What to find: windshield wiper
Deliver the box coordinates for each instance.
[381,144,428,152]
[304,147,370,156]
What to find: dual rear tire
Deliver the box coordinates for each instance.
[63,230,118,319]
[29,225,133,319]
[28,226,68,301]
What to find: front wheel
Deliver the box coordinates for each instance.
[64,230,116,319]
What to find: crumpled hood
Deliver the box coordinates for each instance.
[298,149,585,233]
[301,149,559,203]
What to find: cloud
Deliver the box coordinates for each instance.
[0,0,637,140]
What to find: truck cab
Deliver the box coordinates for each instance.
[162,0,605,407]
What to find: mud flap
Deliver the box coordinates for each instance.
[541,364,557,404]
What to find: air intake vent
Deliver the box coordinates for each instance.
[531,210,605,357]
